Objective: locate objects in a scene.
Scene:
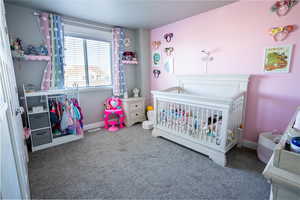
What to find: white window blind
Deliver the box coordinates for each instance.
[64,36,112,88]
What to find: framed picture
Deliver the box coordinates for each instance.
[263,44,294,73]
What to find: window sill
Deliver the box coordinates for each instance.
[76,86,112,93]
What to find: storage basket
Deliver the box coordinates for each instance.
[257,132,281,163]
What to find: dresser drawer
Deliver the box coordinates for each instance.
[29,112,50,130]
[31,128,52,147]
[130,111,145,120]
[129,101,144,111]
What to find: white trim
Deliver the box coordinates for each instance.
[242,140,258,150]
[78,86,112,93]
[83,121,105,131]
[32,134,83,152]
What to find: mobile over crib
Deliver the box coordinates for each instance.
[152,75,250,166]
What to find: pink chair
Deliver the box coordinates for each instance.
[104,97,125,131]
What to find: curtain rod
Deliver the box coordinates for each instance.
[32,11,113,32]
[62,17,113,32]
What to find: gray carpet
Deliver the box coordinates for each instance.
[29,125,270,199]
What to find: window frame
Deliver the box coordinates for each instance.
[64,34,113,90]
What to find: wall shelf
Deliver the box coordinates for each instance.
[12,54,50,61]
[122,60,138,65]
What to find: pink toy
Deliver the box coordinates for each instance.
[104,97,125,131]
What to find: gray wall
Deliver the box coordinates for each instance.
[5,3,150,125]
[137,29,151,104]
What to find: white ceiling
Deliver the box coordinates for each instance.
[6,0,235,29]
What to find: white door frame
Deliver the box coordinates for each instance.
[0,0,30,198]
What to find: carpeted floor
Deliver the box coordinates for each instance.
[29,125,270,199]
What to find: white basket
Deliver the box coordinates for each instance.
[257,132,281,163]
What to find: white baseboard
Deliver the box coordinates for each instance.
[242,140,258,150]
[83,121,104,131]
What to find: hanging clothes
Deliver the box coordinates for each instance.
[49,97,83,136]
[71,98,83,128]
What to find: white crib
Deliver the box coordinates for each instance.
[151,75,250,166]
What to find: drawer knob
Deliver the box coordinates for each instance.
[135,105,138,107]
[136,113,138,116]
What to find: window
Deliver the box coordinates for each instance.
[64,36,112,88]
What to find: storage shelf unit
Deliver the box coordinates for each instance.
[23,87,83,152]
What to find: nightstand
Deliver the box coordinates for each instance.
[122,97,146,127]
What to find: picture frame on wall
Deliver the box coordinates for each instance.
[263,44,294,73]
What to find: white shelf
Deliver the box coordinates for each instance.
[32,134,83,152]
[28,110,48,115]
[24,88,78,97]
[31,127,51,132]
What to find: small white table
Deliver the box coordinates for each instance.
[122,97,146,127]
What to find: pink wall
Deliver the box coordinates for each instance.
[150,1,300,142]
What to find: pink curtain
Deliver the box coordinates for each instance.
[40,12,52,90]
[112,27,126,96]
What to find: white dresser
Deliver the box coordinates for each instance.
[122,97,146,127]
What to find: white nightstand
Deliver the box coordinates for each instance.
[122,97,146,127]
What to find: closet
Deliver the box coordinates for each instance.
[24,87,83,151]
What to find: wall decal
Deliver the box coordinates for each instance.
[164,33,173,42]
[269,25,296,41]
[263,45,293,73]
[271,0,298,16]
[164,56,174,74]
[165,47,174,56]
[152,41,161,50]
[153,69,161,78]
[152,51,161,67]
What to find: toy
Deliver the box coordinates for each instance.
[36,45,48,56]
[269,25,296,41]
[133,88,140,98]
[104,97,125,131]
[10,38,23,51]
[271,0,298,16]
[122,51,137,62]
[25,45,38,55]
[25,44,48,55]
[10,38,24,57]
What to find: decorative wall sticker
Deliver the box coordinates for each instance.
[153,69,161,78]
[152,50,161,67]
[152,41,161,50]
[164,56,174,74]
[269,25,296,41]
[263,45,293,73]
[201,50,214,73]
[271,0,298,16]
[165,47,174,56]
[164,33,174,42]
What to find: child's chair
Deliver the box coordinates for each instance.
[104,97,125,132]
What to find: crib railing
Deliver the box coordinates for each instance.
[154,94,245,152]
